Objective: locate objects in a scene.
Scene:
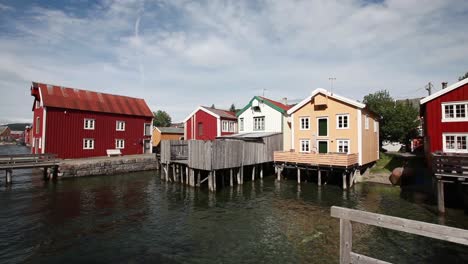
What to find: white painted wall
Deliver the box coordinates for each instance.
[238,98,284,133]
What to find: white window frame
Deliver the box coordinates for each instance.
[228,121,235,132]
[115,139,125,149]
[299,139,311,153]
[336,114,350,129]
[365,115,369,130]
[441,101,468,122]
[83,138,94,150]
[317,117,329,137]
[84,118,95,130]
[239,118,244,131]
[442,133,468,153]
[253,116,265,131]
[299,116,310,130]
[116,121,125,131]
[144,123,151,136]
[337,139,351,154]
[222,120,229,132]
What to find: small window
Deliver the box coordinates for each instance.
[198,122,203,136]
[442,102,468,122]
[239,118,244,131]
[254,116,265,131]
[144,123,151,136]
[83,138,94,150]
[84,118,95,130]
[444,134,468,153]
[337,139,350,154]
[300,117,310,130]
[229,121,235,132]
[365,115,369,130]
[36,117,40,134]
[300,139,310,153]
[116,121,125,131]
[222,120,229,132]
[337,114,349,129]
[115,139,125,149]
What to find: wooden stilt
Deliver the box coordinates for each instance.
[213,170,217,191]
[221,171,225,187]
[197,171,201,187]
[208,171,213,191]
[236,168,240,184]
[6,169,12,184]
[172,164,176,182]
[42,167,48,180]
[437,180,445,214]
[276,166,281,181]
[342,172,347,190]
[297,167,301,184]
[230,169,233,187]
[186,166,189,185]
[318,170,322,187]
[252,166,256,181]
[260,165,263,179]
[240,166,244,184]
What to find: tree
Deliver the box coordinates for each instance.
[458,71,468,81]
[153,110,172,127]
[363,90,419,147]
[229,103,236,113]
[211,104,216,109]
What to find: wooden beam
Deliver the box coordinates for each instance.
[350,252,390,264]
[437,180,445,214]
[230,169,233,187]
[339,219,352,264]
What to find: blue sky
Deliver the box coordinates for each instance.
[0,0,467,123]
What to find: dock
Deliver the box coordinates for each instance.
[0,153,59,184]
[160,133,282,191]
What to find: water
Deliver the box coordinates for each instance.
[1,145,467,263]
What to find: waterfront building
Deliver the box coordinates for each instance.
[152,126,184,152]
[236,96,292,150]
[0,126,11,141]
[24,126,32,146]
[183,106,237,140]
[30,82,153,158]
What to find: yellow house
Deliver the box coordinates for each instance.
[153,127,184,150]
[274,89,379,188]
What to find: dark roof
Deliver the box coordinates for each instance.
[32,82,153,117]
[156,127,184,134]
[200,106,237,119]
[258,96,292,111]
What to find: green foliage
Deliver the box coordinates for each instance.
[153,110,172,127]
[229,103,236,113]
[363,90,419,145]
[459,71,468,81]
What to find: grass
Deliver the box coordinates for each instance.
[370,152,405,174]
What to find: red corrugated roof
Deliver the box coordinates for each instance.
[258,96,292,111]
[32,82,153,117]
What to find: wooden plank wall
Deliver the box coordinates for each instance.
[169,140,188,160]
[188,140,212,170]
[274,151,358,167]
[160,141,171,164]
[211,140,243,170]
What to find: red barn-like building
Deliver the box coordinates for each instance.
[30,82,153,159]
[420,78,468,157]
[184,106,237,140]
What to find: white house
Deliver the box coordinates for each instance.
[236,96,292,150]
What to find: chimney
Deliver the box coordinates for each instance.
[442,82,448,89]
[282,97,288,105]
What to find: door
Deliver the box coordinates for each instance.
[144,139,151,154]
[318,140,328,154]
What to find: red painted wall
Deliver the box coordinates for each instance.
[32,104,44,154]
[185,110,218,140]
[44,107,152,159]
[423,83,468,155]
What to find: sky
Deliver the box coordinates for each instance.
[0,0,467,124]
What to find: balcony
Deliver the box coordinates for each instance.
[274,151,358,168]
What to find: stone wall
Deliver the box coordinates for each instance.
[58,154,159,178]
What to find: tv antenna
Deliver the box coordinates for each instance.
[329,77,336,94]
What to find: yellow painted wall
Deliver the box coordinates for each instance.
[152,129,184,147]
[361,110,379,164]
[293,94,359,154]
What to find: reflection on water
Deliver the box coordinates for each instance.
[0,145,468,263]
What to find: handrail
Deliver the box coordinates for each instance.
[331,206,468,263]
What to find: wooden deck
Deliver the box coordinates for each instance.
[274,151,359,168]
[0,154,59,184]
[331,206,468,263]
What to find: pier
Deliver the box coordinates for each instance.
[0,153,58,184]
[160,133,282,191]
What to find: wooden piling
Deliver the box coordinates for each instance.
[252,166,256,181]
[240,166,244,184]
[260,164,263,179]
[437,180,445,214]
[237,169,240,184]
[342,172,347,190]
[318,170,322,187]
[297,167,301,184]
[186,166,189,185]
[6,169,12,184]
[197,171,201,187]
[208,171,213,191]
[230,169,233,187]
[172,164,176,182]
[213,170,217,191]
[276,166,281,181]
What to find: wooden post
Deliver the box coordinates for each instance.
[236,168,240,184]
[213,170,217,191]
[276,166,281,181]
[342,172,347,190]
[208,171,213,191]
[230,169,233,187]
[172,164,176,182]
[197,171,201,187]
[240,166,244,184]
[437,180,445,214]
[186,166,189,185]
[252,166,256,181]
[43,167,48,180]
[318,170,322,187]
[339,219,353,264]
[221,171,225,187]
[161,164,165,180]
[6,169,12,184]
[260,164,263,179]
[297,168,301,184]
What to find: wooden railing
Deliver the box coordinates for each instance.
[432,152,468,179]
[274,151,358,167]
[331,206,468,264]
[0,153,57,165]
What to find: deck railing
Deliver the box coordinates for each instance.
[331,206,468,264]
[274,151,358,168]
[432,152,468,178]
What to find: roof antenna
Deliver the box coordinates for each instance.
[328,77,336,95]
[262,88,268,97]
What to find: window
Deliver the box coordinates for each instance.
[36,117,40,134]
[222,121,236,132]
[336,114,349,129]
[198,122,203,136]
[222,121,229,132]
[442,102,468,122]
[144,123,151,136]
[443,134,468,153]
[337,140,350,154]
[300,117,310,130]
[300,139,310,153]
[239,118,244,131]
[374,120,378,132]
[84,118,95,130]
[115,139,125,149]
[229,121,235,132]
[254,116,265,131]
[116,121,125,131]
[317,117,328,136]
[83,138,94,150]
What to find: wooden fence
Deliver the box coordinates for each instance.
[331,206,468,264]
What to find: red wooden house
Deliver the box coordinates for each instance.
[30,82,153,159]
[420,78,468,157]
[184,106,237,140]
[24,126,32,146]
